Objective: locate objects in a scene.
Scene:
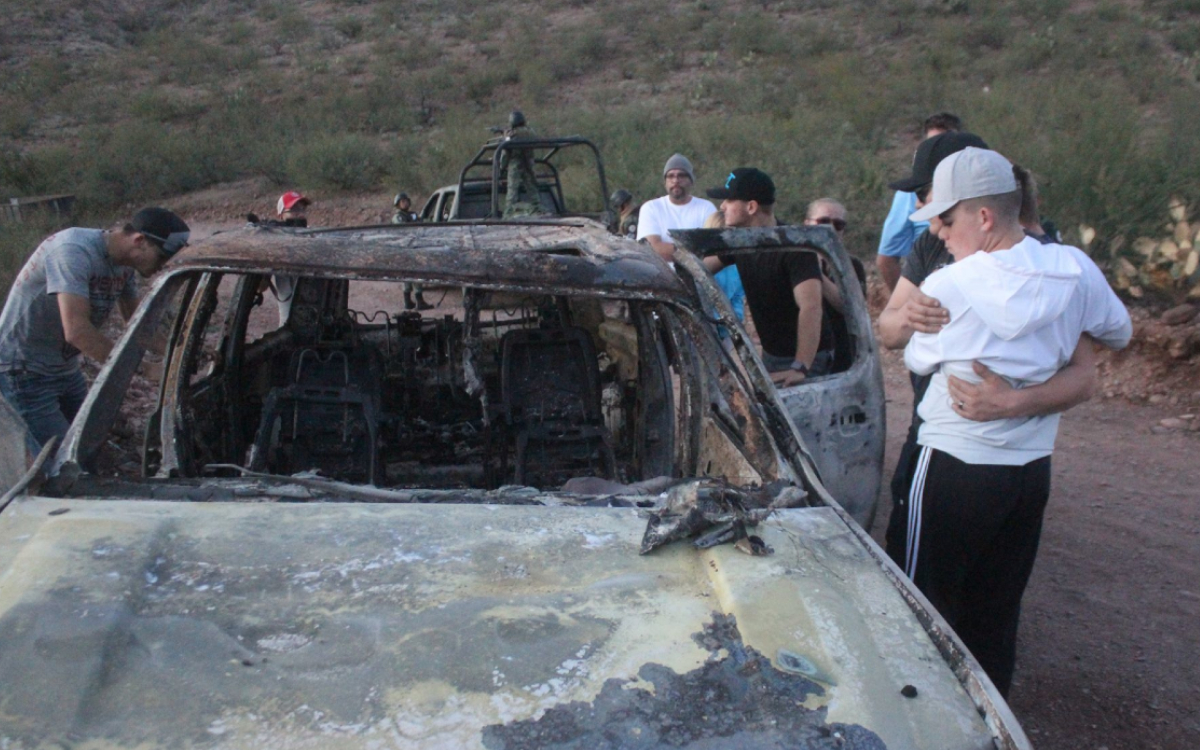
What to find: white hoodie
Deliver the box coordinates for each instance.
[905,236,1131,465]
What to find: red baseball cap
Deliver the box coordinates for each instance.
[277,191,311,216]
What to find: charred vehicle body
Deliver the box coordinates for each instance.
[0,221,1030,749]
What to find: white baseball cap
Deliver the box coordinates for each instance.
[909,147,1017,223]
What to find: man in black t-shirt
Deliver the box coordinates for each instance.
[701,168,830,387]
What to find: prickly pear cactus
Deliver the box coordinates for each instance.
[1088,197,1200,301]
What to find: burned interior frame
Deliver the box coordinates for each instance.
[50,225,812,501]
[672,225,886,528]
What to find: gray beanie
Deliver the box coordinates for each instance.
[663,153,695,181]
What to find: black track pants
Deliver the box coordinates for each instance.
[886,446,1052,696]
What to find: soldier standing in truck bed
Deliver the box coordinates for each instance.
[500,111,546,218]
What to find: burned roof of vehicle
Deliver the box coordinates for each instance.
[166,222,687,297]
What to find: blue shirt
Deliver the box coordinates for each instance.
[714,266,745,321]
[877,191,929,258]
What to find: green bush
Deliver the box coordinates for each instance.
[334,15,366,40]
[287,134,387,191]
[0,219,66,299]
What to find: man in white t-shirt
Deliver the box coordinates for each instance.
[636,154,717,263]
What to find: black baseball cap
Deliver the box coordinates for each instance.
[131,207,190,256]
[888,131,989,193]
[706,168,776,205]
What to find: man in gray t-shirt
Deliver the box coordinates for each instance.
[0,207,189,450]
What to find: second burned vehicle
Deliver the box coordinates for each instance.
[0,218,1027,748]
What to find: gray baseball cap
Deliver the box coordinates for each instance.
[909,148,1017,222]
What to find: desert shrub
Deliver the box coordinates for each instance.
[1168,22,1200,55]
[0,219,69,299]
[0,146,80,199]
[0,101,36,140]
[76,121,242,205]
[274,5,314,42]
[286,134,387,191]
[334,15,365,40]
[221,20,255,45]
[962,11,1011,50]
[725,12,790,59]
[549,25,609,81]
[129,91,209,123]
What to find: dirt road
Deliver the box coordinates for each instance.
[871,347,1200,750]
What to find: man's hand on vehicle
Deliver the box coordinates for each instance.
[770,369,807,387]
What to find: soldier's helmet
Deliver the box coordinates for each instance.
[508,110,526,129]
[610,189,633,210]
[394,192,410,207]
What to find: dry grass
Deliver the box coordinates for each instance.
[2,0,1199,290]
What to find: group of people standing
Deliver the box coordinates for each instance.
[0,113,1134,698]
[622,112,1131,696]
[614,154,852,387]
[874,116,1130,696]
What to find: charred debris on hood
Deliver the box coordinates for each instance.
[481,612,886,750]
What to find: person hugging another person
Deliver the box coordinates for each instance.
[895,147,1131,695]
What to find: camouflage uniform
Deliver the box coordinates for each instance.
[392,200,428,308]
[619,206,639,240]
[500,122,545,219]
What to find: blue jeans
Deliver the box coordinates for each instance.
[0,368,89,451]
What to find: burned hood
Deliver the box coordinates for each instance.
[0,498,995,749]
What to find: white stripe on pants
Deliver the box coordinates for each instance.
[905,445,933,579]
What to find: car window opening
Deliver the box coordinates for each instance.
[85,272,789,498]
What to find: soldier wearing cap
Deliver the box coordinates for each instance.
[702,168,831,387]
[896,147,1130,695]
[0,207,189,450]
[392,192,418,224]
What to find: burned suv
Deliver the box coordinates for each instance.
[0,220,1029,749]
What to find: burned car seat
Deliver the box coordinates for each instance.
[496,326,616,486]
[247,347,383,483]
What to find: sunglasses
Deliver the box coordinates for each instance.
[142,230,190,256]
[812,216,847,232]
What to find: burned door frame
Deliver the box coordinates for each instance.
[671,226,886,529]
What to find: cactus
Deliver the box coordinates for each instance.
[1089,196,1200,301]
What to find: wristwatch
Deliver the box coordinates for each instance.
[790,360,809,375]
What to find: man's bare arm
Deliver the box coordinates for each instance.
[645,235,675,263]
[58,293,115,363]
[118,294,138,321]
[821,270,845,314]
[702,256,726,273]
[949,336,1099,421]
[771,278,822,388]
[877,255,902,293]
[878,276,951,350]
